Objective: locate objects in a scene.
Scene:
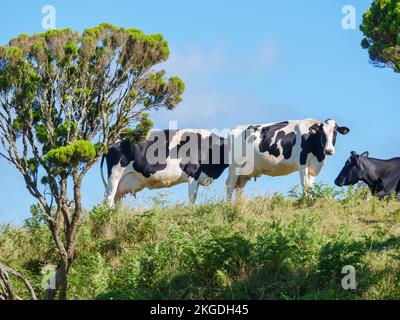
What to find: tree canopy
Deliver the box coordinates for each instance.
[360,0,400,72]
[0,23,184,299]
[0,23,184,182]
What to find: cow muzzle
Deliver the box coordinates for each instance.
[325,148,335,156]
[334,177,345,187]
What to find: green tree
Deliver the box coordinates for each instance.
[0,23,184,299]
[360,0,400,72]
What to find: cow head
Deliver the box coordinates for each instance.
[309,119,350,156]
[335,151,369,186]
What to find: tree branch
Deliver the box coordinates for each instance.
[0,263,37,300]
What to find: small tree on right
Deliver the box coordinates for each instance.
[360,0,400,72]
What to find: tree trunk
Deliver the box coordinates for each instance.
[43,249,74,300]
[43,208,72,299]
[44,176,82,300]
[58,259,69,300]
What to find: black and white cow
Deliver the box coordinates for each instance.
[335,151,400,199]
[226,118,350,199]
[101,129,228,207]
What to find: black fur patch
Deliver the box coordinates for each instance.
[247,125,261,132]
[104,139,133,177]
[277,131,297,159]
[104,130,228,181]
[258,121,290,157]
[173,132,228,180]
[131,130,172,178]
[299,128,326,166]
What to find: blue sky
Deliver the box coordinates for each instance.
[1,0,399,224]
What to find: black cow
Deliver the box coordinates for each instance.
[335,151,400,199]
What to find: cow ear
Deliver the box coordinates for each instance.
[361,151,369,158]
[309,124,320,134]
[337,126,350,135]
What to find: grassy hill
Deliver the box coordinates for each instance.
[1,185,400,300]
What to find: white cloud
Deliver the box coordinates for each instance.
[159,44,225,79]
[152,88,240,129]
[159,39,279,79]
[152,86,295,130]
[152,40,288,129]
[247,40,279,72]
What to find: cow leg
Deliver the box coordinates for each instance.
[299,166,311,193]
[188,177,199,205]
[376,187,396,199]
[226,166,239,202]
[104,176,124,207]
[113,193,122,209]
[308,174,316,187]
[376,190,392,199]
[235,176,250,199]
[104,163,128,207]
[376,179,398,199]
[307,160,322,189]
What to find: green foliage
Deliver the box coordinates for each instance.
[254,217,319,275]
[318,227,367,281]
[0,23,184,184]
[34,124,48,144]
[54,121,77,138]
[0,23,154,297]
[2,186,400,300]
[118,113,154,143]
[26,158,38,175]
[64,40,79,56]
[186,233,252,280]
[88,205,116,236]
[288,183,338,207]
[68,252,110,299]
[131,113,154,143]
[44,140,96,166]
[360,0,400,72]
[23,204,47,232]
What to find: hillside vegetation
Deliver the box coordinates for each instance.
[1,185,400,300]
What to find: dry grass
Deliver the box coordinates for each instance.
[1,184,400,300]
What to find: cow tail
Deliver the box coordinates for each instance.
[100,154,107,190]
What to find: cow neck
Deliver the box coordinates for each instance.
[311,130,325,162]
[360,158,380,190]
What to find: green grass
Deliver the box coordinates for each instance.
[1,185,400,300]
